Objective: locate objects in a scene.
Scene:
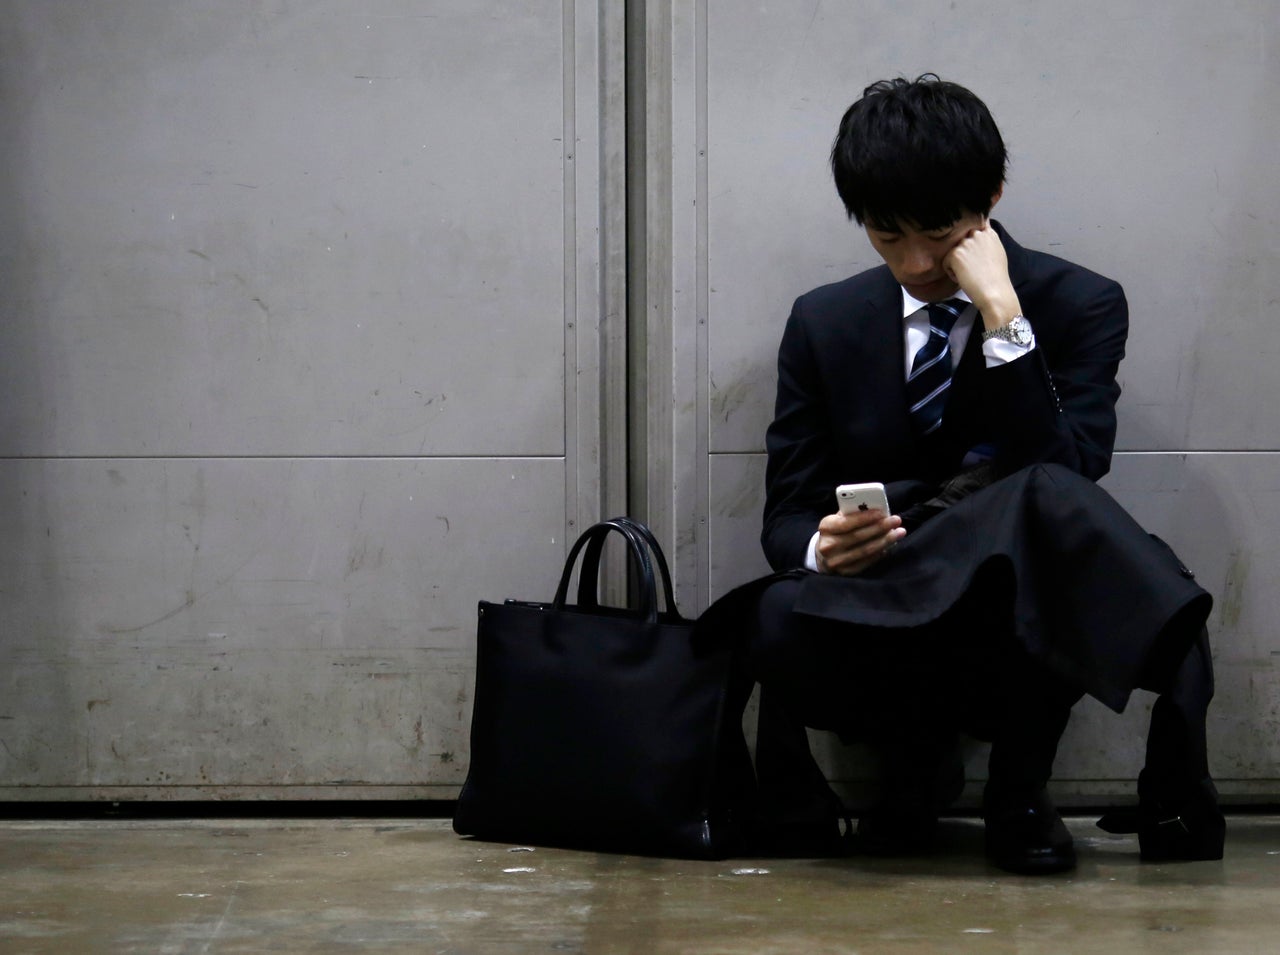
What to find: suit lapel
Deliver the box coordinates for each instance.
[840,270,931,476]
[863,271,917,441]
[993,220,1032,294]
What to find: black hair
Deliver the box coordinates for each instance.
[830,74,1007,231]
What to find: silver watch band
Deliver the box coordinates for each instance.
[981,314,1032,344]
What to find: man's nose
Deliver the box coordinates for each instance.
[901,243,937,277]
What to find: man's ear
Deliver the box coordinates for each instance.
[988,183,1005,212]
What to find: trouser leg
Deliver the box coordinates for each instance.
[1132,626,1223,860]
[933,580,1082,797]
[747,578,851,827]
[1142,626,1215,795]
[747,577,961,823]
[984,661,1082,795]
[951,626,1081,874]
[985,701,1074,796]
[754,688,845,825]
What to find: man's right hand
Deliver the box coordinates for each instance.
[815,508,906,576]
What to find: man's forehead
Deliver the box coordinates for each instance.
[872,217,957,234]
[871,210,982,234]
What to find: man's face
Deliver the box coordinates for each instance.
[865,209,987,303]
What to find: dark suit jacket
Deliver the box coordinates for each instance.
[762,222,1129,571]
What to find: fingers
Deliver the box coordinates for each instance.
[816,511,905,576]
[963,225,1006,263]
[818,508,889,536]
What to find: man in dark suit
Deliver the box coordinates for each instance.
[743,75,1223,873]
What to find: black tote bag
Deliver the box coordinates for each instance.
[453,518,755,858]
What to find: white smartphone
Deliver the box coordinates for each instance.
[836,482,889,516]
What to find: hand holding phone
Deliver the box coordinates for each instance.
[820,482,903,576]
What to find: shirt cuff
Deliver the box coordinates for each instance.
[982,334,1036,368]
[805,531,821,572]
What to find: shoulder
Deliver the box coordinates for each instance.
[1001,232,1129,364]
[999,224,1122,294]
[1020,250,1128,336]
[999,226,1127,321]
[1018,246,1123,298]
[789,264,897,324]
[776,266,898,364]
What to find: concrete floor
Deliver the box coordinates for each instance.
[0,815,1277,954]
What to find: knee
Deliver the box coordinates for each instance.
[754,578,806,651]
[1025,461,1081,486]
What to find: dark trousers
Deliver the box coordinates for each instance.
[746,573,1214,822]
[1143,626,1215,798]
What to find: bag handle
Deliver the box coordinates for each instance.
[576,517,684,622]
[552,519,660,625]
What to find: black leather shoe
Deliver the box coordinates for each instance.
[1105,775,1226,862]
[1097,800,1225,862]
[983,787,1076,875]
[1138,805,1225,862]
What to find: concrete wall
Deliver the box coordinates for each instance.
[0,1,625,798]
[640,0,1280,799]
[1,0,1276,802]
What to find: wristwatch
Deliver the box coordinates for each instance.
[981,314,1033,346]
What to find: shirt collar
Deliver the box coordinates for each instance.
[901,286,973,320]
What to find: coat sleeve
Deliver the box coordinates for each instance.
[760,303,832,570]
[985,274,1128,480]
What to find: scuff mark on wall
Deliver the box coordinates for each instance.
[710,370,757,425]
[1221,548,1251,630]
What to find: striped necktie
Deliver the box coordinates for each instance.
[906,298,967,436]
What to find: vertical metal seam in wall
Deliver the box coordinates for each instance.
[645,0,678,600]
[597,0,630,603]
[566,0,628,566]
[694,0,710,613]
[600,0,629,528]
[625,0,649,530]
[629,0,683,597]
[562,0,580,541]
